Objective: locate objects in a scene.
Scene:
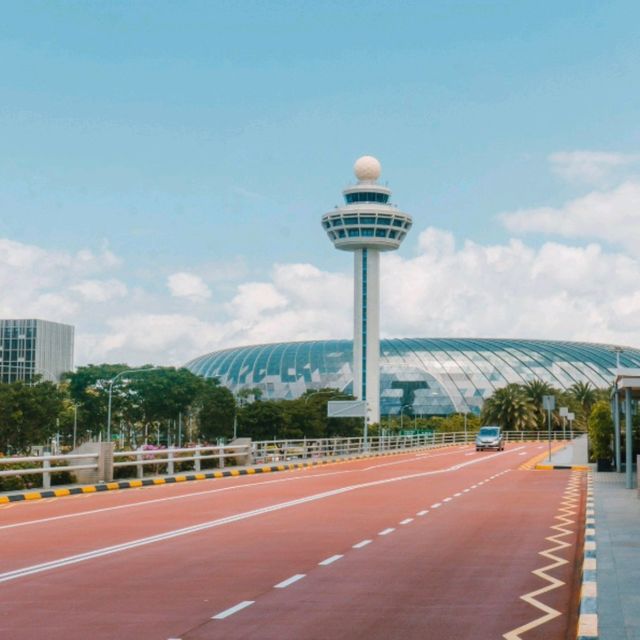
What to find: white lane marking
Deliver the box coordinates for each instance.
[454,492,462,497]
[431,502,442,508]
[379,528,395,536]
[2,446,497,530]
[518,452,527,456]
[471,485,477,489]
[463,488,470,492]
[366,448,469,470]
[443,497,452,502]
[212,601,254,619]
[465,453,475,456]
[400,518,413,525]
[0,471,346,532]
[353,539,372,549]
[274,574,306,588]
[416,510,429,516]
[0,447,524,584]
[319,554,343,566]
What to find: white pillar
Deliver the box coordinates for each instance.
[353,249,380,425]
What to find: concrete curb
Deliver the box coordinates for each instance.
[535,464,591,471]
[577,472,598,639]
[0,444,456,504]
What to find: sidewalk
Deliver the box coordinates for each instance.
[537,435,640,638]
[593,468,640,640]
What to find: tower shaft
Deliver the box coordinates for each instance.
[353,248,380,424]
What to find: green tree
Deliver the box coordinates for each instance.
[481,384,536,431]
[63,364,131,437]
[0,381,66,454]
[197,379,236,442]
[569,381,598,420]
[587,400,613,461]
[237,399,286,440]
[522,379,556,430]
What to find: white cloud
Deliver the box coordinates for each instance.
[6,226,640,369]
[70,279,128,303]
[167,272,211,302]
[549,151,639,184]
[500,181,640,251]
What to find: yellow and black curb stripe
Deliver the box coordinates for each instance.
[535,464,590,471]
[0,443,459,505]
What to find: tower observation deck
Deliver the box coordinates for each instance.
[321,156,412,424]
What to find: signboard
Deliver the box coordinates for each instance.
[559,406,569,417]
[327,400,366,418]
[542,395,556,411]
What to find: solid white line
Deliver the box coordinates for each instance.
[400,518,413,525]
[4,446,524,531]
[353,539,372,549]
[431,502,442,508]
[212,601,254,619]
[274,574,306,588]
[0,447,524,584]
[319,554,343,566]
[416,510,429,516]
[379,528,395,536]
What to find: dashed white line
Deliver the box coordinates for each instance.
[212,601,255,619]
[518,452,527,456]
[416,510,429,516]
[1,446,527,584]
[471,485,477,489]
[274,574,306,588]
[400,518,414,525]
[454,492,462,497]
[431,502,442,508]
[463,488,470,493]
[353,539,372,549]
[319,554,343,566]
[443,497,452,502]
[379,527,395,536]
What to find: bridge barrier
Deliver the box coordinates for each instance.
[0,430,581,492]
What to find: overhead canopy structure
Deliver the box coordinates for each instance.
[612,367,640,489]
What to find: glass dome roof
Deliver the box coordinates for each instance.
[185,338,638,417]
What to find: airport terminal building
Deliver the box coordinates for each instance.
[185,338,638,417]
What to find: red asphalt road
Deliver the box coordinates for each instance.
[0,443,586,640]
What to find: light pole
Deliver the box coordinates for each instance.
[107,368,159,443]
[543,395,555,462]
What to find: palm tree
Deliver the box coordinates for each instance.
[481,384,536,431]
[522,379,555,429]
[569,381,598,419]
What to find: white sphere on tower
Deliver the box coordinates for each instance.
[354,155,381,182]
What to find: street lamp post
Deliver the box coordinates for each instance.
[543,395,556,462]
[107,368,158,443]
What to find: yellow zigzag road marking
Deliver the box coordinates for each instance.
[503,472,583,639]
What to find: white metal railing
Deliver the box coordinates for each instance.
[112,443,251,478]
[0,452,99,490]
[0,430,582,492]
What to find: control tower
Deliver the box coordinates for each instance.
[322,156,413,424]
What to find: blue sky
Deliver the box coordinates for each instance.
[2,1,640,365]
